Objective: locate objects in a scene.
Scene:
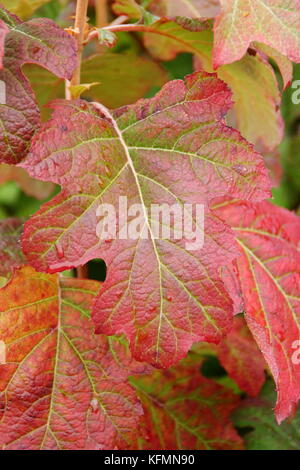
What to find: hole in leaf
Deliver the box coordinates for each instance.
[200,356,227,379]
[87,259,107,282]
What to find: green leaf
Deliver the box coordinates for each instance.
[233,380,300,450]
[1,0,52,19]
[24,52,169,114]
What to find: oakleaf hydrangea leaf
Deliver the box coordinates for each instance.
[0,7,77,164]
[130,351,243,450]
[139,18,285,151]
[21,72,270,367]
[213,0,300,68]
[0,266,143,450]
[214,199,300,423]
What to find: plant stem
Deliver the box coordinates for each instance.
[65,0,89,277]
[86,22,151,43]
[110,14,129,26]
[70,0,89,90]
[103,23,152,33]
[95,0,108,28]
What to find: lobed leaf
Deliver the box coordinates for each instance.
[193,316,266,396]
[213,0,300,68]
[21,72,270,367]
[0,7,77,164]
[214,199,300,422]
[140,17,284,151]
[130,352,243,450]
[0,266,143,450]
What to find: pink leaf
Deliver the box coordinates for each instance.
[213,0,300,68]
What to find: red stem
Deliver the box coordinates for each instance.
[87,23,155,42]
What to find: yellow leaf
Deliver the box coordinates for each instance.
[2,0,51,19]
[69,82,100,99]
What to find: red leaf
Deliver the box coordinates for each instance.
[21,72,270,367]
[138,17,285,151]
[213,0,300,68]
[130,352,243,450]
[0,7,77,164]
[0,266,143,450]
[218,316,266,397]
[214,199,300,422]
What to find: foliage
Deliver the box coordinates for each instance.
[233,380,300,450]
[0,0,300,450]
